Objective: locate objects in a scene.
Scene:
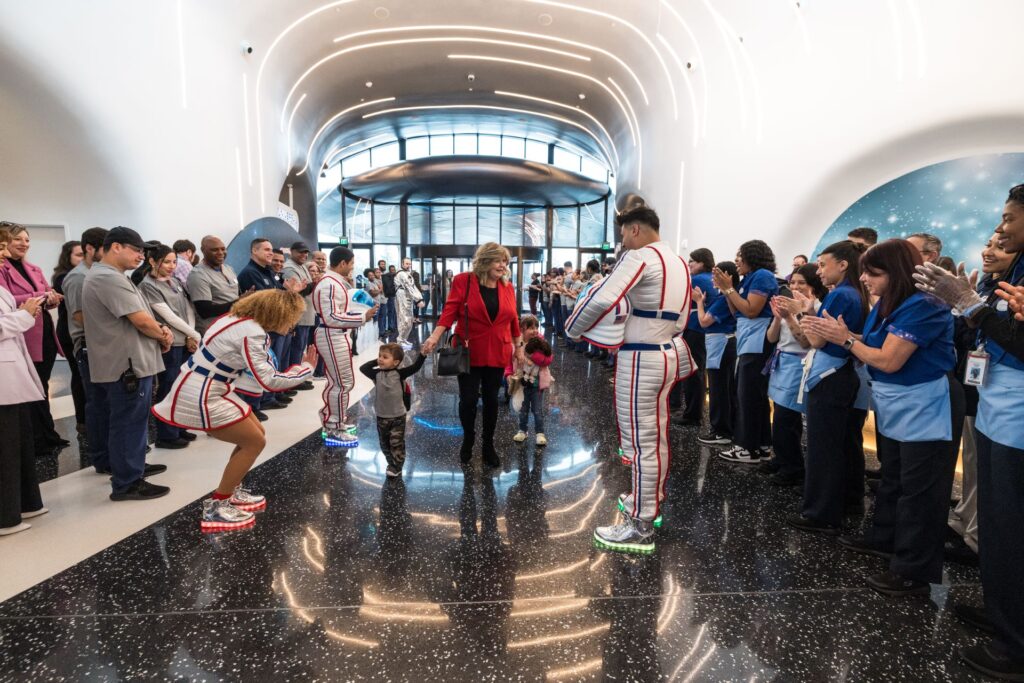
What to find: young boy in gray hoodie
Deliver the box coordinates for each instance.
[359,343,426,477]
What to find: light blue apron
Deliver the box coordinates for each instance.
[802,350,848,395]
[976,362,1024,450]
[736,316,770,356]
[870,375,951,442]
[853,362,872,412]
[705,333,731,370]
[768,351,807,413]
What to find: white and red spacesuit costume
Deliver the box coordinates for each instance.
[312,270,367,446]
[566,243,693,524]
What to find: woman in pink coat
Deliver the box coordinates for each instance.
[0,226,47,536]
[0,223,67,455]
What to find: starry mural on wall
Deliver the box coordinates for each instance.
[811,153,1024,270]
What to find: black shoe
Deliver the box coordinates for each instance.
[48,437,72,449]
[786,513,840,536]
[460,442,474,464]
[697,432,732,446]
[768,471,804,487]
[296,381,315,391]
[944,538,980,566]
[837,535,893,559]
[960,643,1024,681]
[110,479,171,501]
[155,438,189,450]
[865,468,882,480]
[953,604,996,635]
[866,570,929,596]
[756,459,780,475]
[179,431,198,442]
[253,410,269,422]
[482,445,500,469]
[263,401,288,410]
[143,463,168,476]
[282,390,298,398]
[274,395,294,404]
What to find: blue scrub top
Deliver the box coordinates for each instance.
[738,269,778,319]
[862,292,955,385]
[705,295,736,334]
[688,272,715,331]
[817,280,866,359]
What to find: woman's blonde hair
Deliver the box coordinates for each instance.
[230,289,305,332]
[0,221,28,239]
[472,242,511,282]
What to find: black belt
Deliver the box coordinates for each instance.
[200,346,241,374]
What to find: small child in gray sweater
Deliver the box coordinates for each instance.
[359,343,426,478]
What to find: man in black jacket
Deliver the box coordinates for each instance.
[381,262,398,336]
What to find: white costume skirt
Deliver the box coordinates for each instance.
[152,371,252,431]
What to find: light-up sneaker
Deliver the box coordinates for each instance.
[593,513,655,555]
[229,486,266,512]
[617,494,663,528]
[323,429,359,448]
[200,499,255,533]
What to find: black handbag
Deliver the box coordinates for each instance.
[436,298,471,376]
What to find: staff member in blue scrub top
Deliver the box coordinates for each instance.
[713,240,778,463]
[787,240,870,534]
[761,264,828,486]
[670,248,715,426]
[915,184,1024,681]
[694,261,739,446]
[807,239,963,597]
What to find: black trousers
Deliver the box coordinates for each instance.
[30,318,60,452]
[707,337,737,437]
[670,328,707,422]
[458,366,504,453]
[771,404,805,477]
[734,344,772,452]
[0,403,43,528]
[977,430,1024,660]
[377,415,407,470]
[801,362,864,527]
[56,319,85,426]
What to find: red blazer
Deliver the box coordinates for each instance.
[438,272,521,368]
[0,259,59,362]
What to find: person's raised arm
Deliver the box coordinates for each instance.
[565,251,644,339]
[242,335,313,391]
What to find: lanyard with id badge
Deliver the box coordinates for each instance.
[964,345,989,387]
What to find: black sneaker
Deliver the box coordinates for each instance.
[180,431,198,442]
[296,381,315,391]
[274,396,294,404]
[837,535,893,559]
[263,401,288,410]
[155,438,189,449]
[281,390,298,398]
[786,513,840,535]
[865,570,929,597]
[960,643,1024,681]
[110,480,171,501]
[697,432,731,446]
[253,410,269,422]
[768,471,804,487]
[718,445,761,464]
[953,604,995,634]
[143,463,168,476]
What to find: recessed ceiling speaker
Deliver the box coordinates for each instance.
[374,6,390,19]
[538,13,553,26]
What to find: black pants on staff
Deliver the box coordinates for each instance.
[706,337,737,438]
[670,328,706,423]
[976,430,1024,660]
[867,375,965,584]
[801,361,863,527]
[771,404,805,478]
[0,403,43,528]
[457,366,505,456]
[30,315,61,453]
[734,342,773,452]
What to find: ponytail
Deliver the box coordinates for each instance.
[820,240,869,317]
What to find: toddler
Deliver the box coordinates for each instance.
[359,343,425,477]
[510,316,554,446]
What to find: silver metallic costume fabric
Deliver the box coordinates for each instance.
[152,316,313,430]
[312,271,365,431]
[566,242,694,522]
[394,268,422,344]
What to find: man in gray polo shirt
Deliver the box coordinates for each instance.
[283,241,318,387]
[62,226,108,471]
[82,227,173,501]
[186,235,239,334]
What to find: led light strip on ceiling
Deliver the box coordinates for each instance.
[605,75,642,187]
[493,91,619,166]
[323,133,395,169]
[360,104,615,171]
[285,93,307,169]
[657,0,709,137]
[297,97,396,175]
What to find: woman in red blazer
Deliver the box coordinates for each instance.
[422,243,524,467]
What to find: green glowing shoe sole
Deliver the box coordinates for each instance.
[616,498,663,528]
[592,532,656,555]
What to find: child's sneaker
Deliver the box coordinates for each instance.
[513,430,527,443]
[386,466,402,478]
[200,499,255,533]
[229,485,266,512]
[536,433,547,446]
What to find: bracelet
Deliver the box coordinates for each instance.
[724,287,737,296]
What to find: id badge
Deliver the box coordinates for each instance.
[964,349,990,387]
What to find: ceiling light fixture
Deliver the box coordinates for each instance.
[447,54,638,146]
[494,90,619,166]
[242,74,253,185]
[360,104,615,169]
[284,92,307,168]
[297,97,396,175]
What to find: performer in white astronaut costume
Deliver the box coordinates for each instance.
[153,289,316,532]
[394,258,423,348]
[566,206,693,554]
[313,246,377,447]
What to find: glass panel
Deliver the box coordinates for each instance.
[524,140,548,163]
[579,202,605,247]
[316,190,343,241]
[580,156,607,182]
[374,244,401,272]
[551,248,578,273]
[353,248,372,281]
[316,162,342,196]
[373,203,401,243]
[430,205,454,245]
[478,205,501,244]
[407,205,428,246]
[501,136,526,159]
[371,142,400,168]
[552,147,581,173]
[553,206,578,247]
[454,204,477,244]
[341,150,371,178]
[406,136,429,159]
[500,206,523,246]
[454,134,477,155]
[346,197,373,243]
[524,209,546,247]
[429,134,453,156]
[478,134,501,156]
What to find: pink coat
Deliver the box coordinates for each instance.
[0,258,59,362]
[0,286,45,405]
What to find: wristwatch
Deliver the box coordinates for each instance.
[724,287,737,296]
[842,336,856,351]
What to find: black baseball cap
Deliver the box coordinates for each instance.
[103,226,148,251]
[290,241,310,253]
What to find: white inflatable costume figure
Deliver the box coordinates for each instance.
[394,266,422,347]
[313,270,368,447]
[566,243,693,553]
[153,316,314,431]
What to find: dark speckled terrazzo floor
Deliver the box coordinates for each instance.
[0,335,988,682]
